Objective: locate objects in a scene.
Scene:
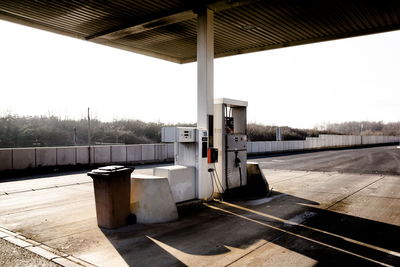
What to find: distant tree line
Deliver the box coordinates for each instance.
[0,115,398,148]
[322,121,400,136]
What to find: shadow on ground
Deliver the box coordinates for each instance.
[99,191,400,266]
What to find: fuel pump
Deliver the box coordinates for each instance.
[213,98,248,195]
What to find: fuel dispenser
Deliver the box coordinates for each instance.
[161,127,209,199]
[213,98,248,195]
[161,98,249,200]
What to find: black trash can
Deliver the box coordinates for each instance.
[88,165,134,229]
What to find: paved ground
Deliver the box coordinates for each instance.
[0,146,399,266]
[251,145,400,175]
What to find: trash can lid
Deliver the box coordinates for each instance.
[87,165,134,177]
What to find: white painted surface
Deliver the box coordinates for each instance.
[12,148,35,169]
[127,145,142,162]
[142,144,155,161]
[153,165,196,203]
[56,147,76,166]
[76,146,89,165]
[167,143,174,159]
[93,146,111,164]
[259,142,266,153]
[36,148,56,167]
[130,174,178,224]
[111,145,126,163]
[154,144,167,161]
[0,149,12,170]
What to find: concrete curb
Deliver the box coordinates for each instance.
[0,226,96,267]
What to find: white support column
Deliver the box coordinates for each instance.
[197,8,214,128]
[196,8,214,199]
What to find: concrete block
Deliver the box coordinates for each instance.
[296,141,304,150]
[345,136,350,146]
[265,142,272,152]
[329,135,334,147]
[142,144,155,161]
[271,141,278,152]
[12,148,35,169]
[127,145,142,162]
[303,140,311,149]
[93,146,111,164]
[111,145,126,163]
[259,142,266,153]
[36,148,56,167]
[167,143,174,159]
[251,142,260,153]
[356,136,362,145]
[283,141,289,151]
[318,140,323,148]
[0,149,12,170]
[277,141,284,151]
[76,146,89,164]
[154,144,168,161]
[131,174,178,224]
[287,141,294,150]
[56,147,76,166]
[153,165,196,203]
[309,139,315,148]
[247,143,252,153]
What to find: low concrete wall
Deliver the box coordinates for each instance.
[12,148,36,170]
[0,134,399,171]
[127,145,142,162]
[76,147,89,165]
[0,149,12,171]
[36,147,57,167]
[111,145,126,163]
[56,147,76,166]
[142,144,155,162]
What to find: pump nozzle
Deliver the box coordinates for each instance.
[234,151,241,167]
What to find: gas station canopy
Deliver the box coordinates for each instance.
[1,0,400,63]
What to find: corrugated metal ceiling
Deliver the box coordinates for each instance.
[1,0,400,63]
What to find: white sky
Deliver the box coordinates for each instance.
[1,19,399,129]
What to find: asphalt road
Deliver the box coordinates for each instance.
[251,145,400,175]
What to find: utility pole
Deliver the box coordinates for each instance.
[88,107,91,164]
[73,127,77,146]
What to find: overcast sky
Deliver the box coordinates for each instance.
[1,20,399,129]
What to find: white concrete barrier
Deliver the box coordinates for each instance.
[271,141,278,151]
[259,142,266,153]
[277,141,283,151]
[167,143,174,159]
[111,145,127,163]
[154,144,168,161]
[0,149,12,171]
[247,144,252,153]
[265,141,272,152]
[1,135,399,171]
[142,144,155,161]
[93,146,111,164]
[127,145,142,162]
[13,148,35,170]
[76,146,90,165]
[251,142,260,154]
[56,147,76,166]
[36,147,57,167]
